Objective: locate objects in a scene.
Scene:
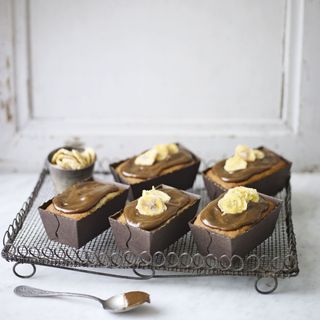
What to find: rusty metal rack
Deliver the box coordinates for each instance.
[2,168,299,294]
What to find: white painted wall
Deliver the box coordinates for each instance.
[0,0,319,172]
[30,0,284,121]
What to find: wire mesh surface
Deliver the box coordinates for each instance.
[2,169,299,279]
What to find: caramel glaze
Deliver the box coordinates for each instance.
[123,188,191,231]
[124,291,150,307]
[120,148,194,179]
[52,181,118,214]
[211,148,279,183]
[200,196,270,231]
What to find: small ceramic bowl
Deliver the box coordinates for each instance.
[47,146,96,193]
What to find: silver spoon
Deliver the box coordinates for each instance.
[14,285,150,313]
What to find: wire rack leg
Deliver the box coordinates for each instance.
[254,275,278,294]
[13,262,37,278]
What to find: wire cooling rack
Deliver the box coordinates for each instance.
[2,168,299,294]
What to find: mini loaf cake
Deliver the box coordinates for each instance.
[110,143,200,199]
[203,145,291,199]
[190,186,282,258]
[109,185,200,255]
[39,180,129,248]
[47,146,97,193]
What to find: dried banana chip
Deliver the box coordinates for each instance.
[224,155,247,173]
[218,193,247,215]
[235,145,256,162]
[71,150,86,167]
[142,186,171,203]
[134,149,157,166]
[254,149,265,159]
[136,187,170,216]
[51,147,96,170]
[154,144,170,161]
[167,143,179,154]
[218,186,259,215]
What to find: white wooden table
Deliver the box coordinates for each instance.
[0,173,319,320]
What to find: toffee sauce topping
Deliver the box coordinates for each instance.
[52,181,118,214]
[211,149,280,183]
[200,196,270,231]
[120,149,194,179]
[123,188,191,230]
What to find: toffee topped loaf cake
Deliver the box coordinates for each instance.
[203,145,291,199]
[109,185,200,255]
[190,186,282,258]
[110,143,200,199]
[39,180,129,248]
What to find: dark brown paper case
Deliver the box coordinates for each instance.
[38,182,129,249]
[189,194,282,258]
[109,185,200,255]
[202,147,291,200]
[109,145,201,200]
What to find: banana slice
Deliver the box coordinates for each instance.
[228,186,259,203]
[142,186,171,203]
[72,149,86,167]
[136,194,167,216]
[135,143,180,165]
[51,147,96,169]
[253,149,265,159]
[224,155,247,173]
[235,145,256,162]
[218,193,247,214]
[58,157,79,170]
[51,148,70,163]
[134,149,157,166]
[218,186,259,214]
[56,154,75,165]
[85,148,96,164]
[136,187,170,215]
[154,144,169,161]
[167,143,179,154]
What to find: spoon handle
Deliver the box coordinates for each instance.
[14,286,103,304]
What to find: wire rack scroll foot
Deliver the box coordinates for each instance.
[254,275,278,294]
[13,262,36,278]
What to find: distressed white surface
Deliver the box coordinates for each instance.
[0,0,15,144]
[0,0,320,172]
[0,172,319,319]
[30,0,284,120]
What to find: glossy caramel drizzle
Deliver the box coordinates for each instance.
[52,181,118,213]
[200,196,270,231]
[120,149,194,179]
[123,188,191,230]
[211,149,280,183]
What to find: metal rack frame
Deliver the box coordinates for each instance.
[2,169,299,294]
